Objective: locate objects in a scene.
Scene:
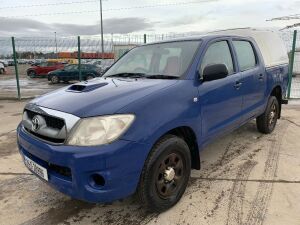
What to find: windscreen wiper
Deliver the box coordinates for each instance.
[105,73,146,78]
[145,74,179,79]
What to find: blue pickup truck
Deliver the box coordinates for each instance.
[17,29,289,212]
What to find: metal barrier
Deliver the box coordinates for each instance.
[280,30,300,99]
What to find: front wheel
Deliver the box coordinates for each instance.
[256,96,279,134]
[138,135,191,212]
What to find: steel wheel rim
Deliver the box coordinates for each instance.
[155,152,184,199]
[269,101,277,126]
[52,76,58,83]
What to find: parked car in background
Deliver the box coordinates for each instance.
[48,64,101,84]
[0,60,8,67]
[17,29,289,212]
[18,59,27,64]
[27,62,65,77]
[0,62,6,74]
[7,60,15,66]
[87,59,114,74]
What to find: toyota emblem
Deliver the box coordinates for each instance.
[32,116,40,131]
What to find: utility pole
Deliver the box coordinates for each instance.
[54,32,58,58]
[99,0,104,60]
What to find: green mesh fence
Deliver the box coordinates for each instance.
[280,30,300,99]
[0,31,299,99]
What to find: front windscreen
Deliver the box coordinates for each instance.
[105,41,201,78]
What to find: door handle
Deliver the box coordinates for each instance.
[258,74,264,80]
[234,81,242,90]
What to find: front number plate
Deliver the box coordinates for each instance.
[24,156,48,181]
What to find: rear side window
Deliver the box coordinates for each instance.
[201,41,234,75]
[233,41,257,71]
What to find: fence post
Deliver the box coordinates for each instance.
[77,36,82,82]
[11,37,21,100]
[144,34,147,44]
[287,30,297,99]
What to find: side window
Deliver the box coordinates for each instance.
[201,41,234,75]
[233,41,257,71]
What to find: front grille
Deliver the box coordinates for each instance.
[26,109,65,130]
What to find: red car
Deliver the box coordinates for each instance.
[27,62,65,77]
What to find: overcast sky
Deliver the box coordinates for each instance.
[0,0,299,37]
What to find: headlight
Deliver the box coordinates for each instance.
[66,114,135,146]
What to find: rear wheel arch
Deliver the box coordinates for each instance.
[270,85,282,118]
[85,73,95,80]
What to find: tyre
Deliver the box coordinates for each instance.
[86,74,94,80]
[28,70,36,78]
[50,75,59,84]
[138,134,191,212]
[256,96,279,134]
[0,68,4,74]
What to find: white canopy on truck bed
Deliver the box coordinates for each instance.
[212,28,289,68]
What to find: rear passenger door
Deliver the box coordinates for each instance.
[198,40,243,143]
[44,62,56,74]
[232,40,266,120]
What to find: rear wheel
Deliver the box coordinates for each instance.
[86,74,95,80]
[256,96,279,134]
[138,135,191,212]
[0,68,4,74]
[50,75,59,84]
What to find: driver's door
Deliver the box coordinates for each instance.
[198,40,243,144]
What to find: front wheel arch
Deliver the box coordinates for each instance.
[146,126,200,171]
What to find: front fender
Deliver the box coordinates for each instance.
[118,80,201,148]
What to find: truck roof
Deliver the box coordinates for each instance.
[147,28,289,68]
[211,28,289,68]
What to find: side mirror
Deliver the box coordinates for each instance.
[202,64,228,82]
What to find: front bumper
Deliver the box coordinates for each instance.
[17,125,149,203]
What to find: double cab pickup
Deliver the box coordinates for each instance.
[18,29,289,212]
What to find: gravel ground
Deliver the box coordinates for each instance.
[0,100,300,225]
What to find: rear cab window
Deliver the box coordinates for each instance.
[232,40,257,71]
[201,40,234,75]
